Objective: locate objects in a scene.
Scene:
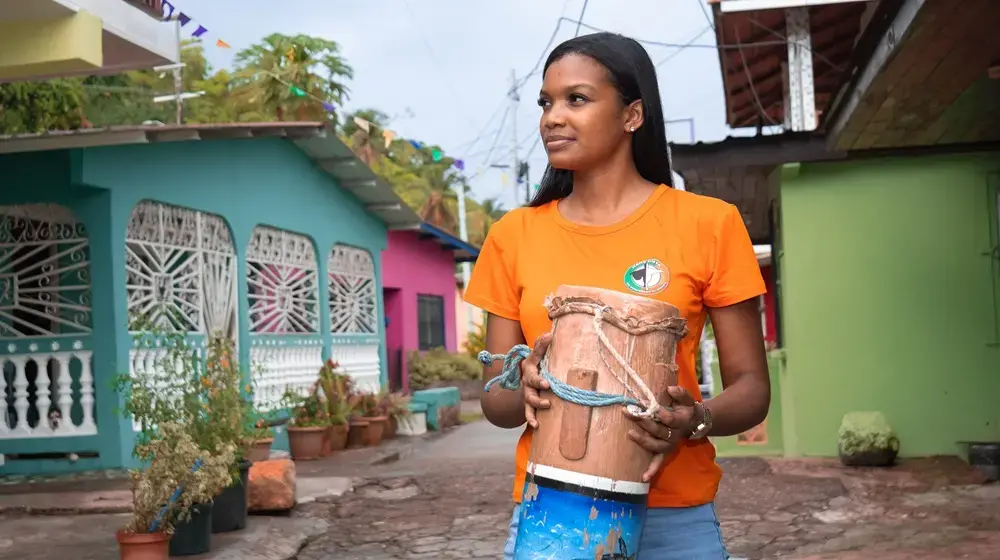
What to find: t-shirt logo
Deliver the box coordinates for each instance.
[624,258,669,295]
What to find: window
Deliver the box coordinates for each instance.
[417,294,445,350]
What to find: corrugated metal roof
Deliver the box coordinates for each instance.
[418,222,480,263]
[708,0,869,129]
[0,122,423,230]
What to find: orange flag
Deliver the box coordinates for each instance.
[216,39,231,48]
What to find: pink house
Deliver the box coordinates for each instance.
[381,222,480,392]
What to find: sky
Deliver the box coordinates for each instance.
[182,0,749,211]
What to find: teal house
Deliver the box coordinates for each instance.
[0,122,421,475]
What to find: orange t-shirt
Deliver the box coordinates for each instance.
[464,185,766,508]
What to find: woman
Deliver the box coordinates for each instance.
[464,32,771,559]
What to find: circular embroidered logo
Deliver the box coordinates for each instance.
[623,259,669,295]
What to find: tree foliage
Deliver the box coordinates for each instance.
[0,79,85,134]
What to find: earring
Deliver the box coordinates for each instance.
[630,126,636,132]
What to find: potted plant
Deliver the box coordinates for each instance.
[381,392,412,439]
[316,360,354,453]
[117,320,257,542]
[347,413,370,448]
[247,419,275,462]
[116,422,234,560]
[193,336,260,535]
[350,391,386,447]
[283,389,328,460]
[116,320,230,555]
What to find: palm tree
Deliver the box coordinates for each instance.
[232,33,353,122]
[479,197,507,221]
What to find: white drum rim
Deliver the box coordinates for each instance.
[527,462,650,495]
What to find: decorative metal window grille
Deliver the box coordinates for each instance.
[246,226,319,333]
[126,201,237,335]
[328,245,377,334]
[0,204,92,337]
[417,294,445,350]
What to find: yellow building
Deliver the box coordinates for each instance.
[0,0,178,82]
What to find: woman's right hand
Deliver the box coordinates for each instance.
[522,333,553,428]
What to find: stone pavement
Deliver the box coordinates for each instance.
[1,419,999,559]
[290,422,1000,559]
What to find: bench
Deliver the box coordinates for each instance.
[411,387,461,431]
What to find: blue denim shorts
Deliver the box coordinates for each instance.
[503,502,729,559]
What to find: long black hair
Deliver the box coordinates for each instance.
[529,32,674,208]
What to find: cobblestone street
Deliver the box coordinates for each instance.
[2,420,1000,559]
[289,421,1000,559]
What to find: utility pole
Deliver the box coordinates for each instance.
[524,165,531,205]
[152,15,204,123]
[457,185,475,333]
[173,16,182,124]
[508,69,520,207]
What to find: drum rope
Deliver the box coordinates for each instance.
[478,299,685,419]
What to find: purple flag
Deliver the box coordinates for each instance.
[162,0,176,20]
[322,102,336,112]
[192,25,208,38]
[454,159,465,171]
[178,12,191,27]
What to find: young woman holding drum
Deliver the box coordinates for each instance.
[465,32,771,559]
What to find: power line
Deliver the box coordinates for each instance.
[695,0,716,30]
[574,0,590,37]
[655,26,712,67]
[399,0,478,128]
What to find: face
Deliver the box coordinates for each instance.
[538,53,642,171]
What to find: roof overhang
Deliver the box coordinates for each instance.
[412,222,480,263]
[0,0,179,83]
[0,122,423,230]
[821,0,1000,150]
[708,0,872,128]
[670,132,848,244]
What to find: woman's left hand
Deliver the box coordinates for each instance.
[625,385,699,482]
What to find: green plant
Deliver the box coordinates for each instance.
[315,359,355,425]
[198,335,257,462]
[349,391,381,418]
[407,348,482,390]
[382,391,412,418]
[282,389,328,427]
[463,320,487,359]
[123,422,235,535]
[116,315,257,491]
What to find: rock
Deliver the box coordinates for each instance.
[248,459,296,512]
[837,411,899,467]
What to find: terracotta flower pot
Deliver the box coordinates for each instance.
[384,416,398,439]
[327,423,349,451]
[347,419,370,449]
[363,416,387,447]
[320,428,332,457]
[287,426,325,461]
[116,529,170,560]
[247,438,273,463]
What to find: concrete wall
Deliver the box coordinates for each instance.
[776,153,1000,457]
[381,230,459,388]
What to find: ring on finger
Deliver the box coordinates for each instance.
[663,427,673,441]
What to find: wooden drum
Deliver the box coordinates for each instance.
[513,285,687,559]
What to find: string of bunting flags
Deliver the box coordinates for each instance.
[158,0,468,173]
